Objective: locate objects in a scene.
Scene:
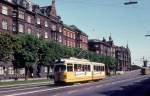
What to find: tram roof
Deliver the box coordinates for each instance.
[61,57,90,63]
[56,57,105,66]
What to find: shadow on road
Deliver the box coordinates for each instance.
[99,77,150,96]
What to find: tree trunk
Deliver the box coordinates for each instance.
[14,68,18,81]
[37,64,41,78]
[47,66,50,79]
[25,67,29,80]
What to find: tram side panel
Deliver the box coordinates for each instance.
[92,64,106,80]
[54,58,106,84]
[62,64,105,83]
[64,64,93,83]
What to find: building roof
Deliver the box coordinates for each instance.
[89,39,113,47]
[63,24,88,36]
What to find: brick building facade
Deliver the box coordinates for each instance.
[63,25,88,49]
[0,0,88,79]
[88,36,131,71]
[0,0,63,41]
[115,46,131,71]
[88,36,115,57]
[63,24,76,48]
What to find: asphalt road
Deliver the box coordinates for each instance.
[1,70,150,96]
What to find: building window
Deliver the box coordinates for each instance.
[95,45,99,48]
[44,32,48,39]
[19,68,25,75]
[67,41,70,46]
[67,31,69,36]
[2,20,8,30]
[59,35,62,42]
[0,67,4,75]
[64,40,66,45]
[27,28,31,34]
[59,27,62,32]
[37,33,40,38]
[64,31,66,36]
[52,24,56,31]
[37,18,40,25]
[96,50,99,54]
[73,42,75,47]
[8,67,14,75]
[27,16,31,23]
[18,24,24,33]
[70,33,73,38]
[12,11,17,17]
[18,11,25,19]
[2,5,8,15]
[44,67,47,73]
[73,34,75,39]
[45,21,48,27]
[13,23,17,32]
[70,42,72,47]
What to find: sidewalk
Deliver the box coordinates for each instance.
[0,78,53,88]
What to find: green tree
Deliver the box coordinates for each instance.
[0,34,118,79]
[0,34,13,62]
[18,35,41,80]
[11,35,23,80]
[37,40,54,78]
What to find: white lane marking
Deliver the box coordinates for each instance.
[94,75,148,89]
[67,90,78,94]
[53,94,60,96]
[96,85,102,88]
[0,86,48,93]
[86,87,91,90]
[5,75,149,96]
[5,84,85,96]
[103,75,148,87]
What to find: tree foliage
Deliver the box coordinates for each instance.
[0,34,14,62]
[0,34,117,77]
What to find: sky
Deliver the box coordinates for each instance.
[32,0,150,66]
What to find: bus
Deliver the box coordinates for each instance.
[54,57,106,84]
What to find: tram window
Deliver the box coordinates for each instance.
[54,65,66,72]
[74,64,77,71]
[94,66,97,71]
[100,66,102,71]
[67,63,73,72]
[94,66,101,71]
[74,64,82,71]
[83,65,88,71]
[102,66,105,71]
[97,66,99,71]
[88,65,91,71]
[100,66,104,71]
[82,65,86,71]
[99,66,101,71]
[94,66,96,71]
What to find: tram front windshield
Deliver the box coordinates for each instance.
[54,65,66,72]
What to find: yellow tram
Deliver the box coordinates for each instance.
[54,57,106,84]
[141,67,150,75]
